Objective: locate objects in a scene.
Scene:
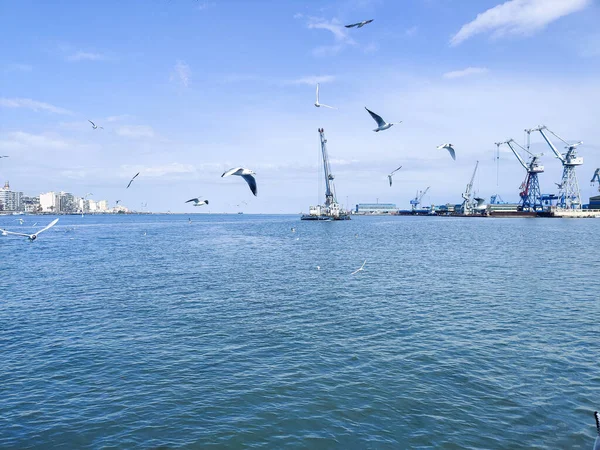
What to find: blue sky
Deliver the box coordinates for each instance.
[1,0,599,213]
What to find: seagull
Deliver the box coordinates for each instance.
[365,107,401,132]
[388,165,402,187]
[185,197,209,206]
[316,266,321,270]
[345,19,373,28]
[291,227,296,233]
[126,172,140,189]
[351,260,366,275]
[16,218,24,225]
[594,411,600,450]
[221,167,257,196]
[116,200,121,205]
[88,120,103,130]
[0,218,59,241]
[437,143,456,160]
[315,83,336,109]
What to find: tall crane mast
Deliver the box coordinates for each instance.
[410,186,430,211]
[318,128,337,207]
[461,160,479,215]
[501,139,544,211]
[526,125,583,209]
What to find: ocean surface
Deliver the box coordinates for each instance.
[1,214,599,449]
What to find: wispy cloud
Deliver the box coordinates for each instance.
[170,60,191,87]
[286,75,336,85]
[66,51,107,62]
[304,16,356,56]
[106,114,134,123]
[4,63,32,72]
[197,1,215,11]
[0,131,70,150]
[116,125,155,139]
[404,26,418,37]
[443,67,490,79]
[450,0,591,46]
[0,97,73,115]
[121,163,196,178]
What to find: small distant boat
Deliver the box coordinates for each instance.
[237,212,244,214]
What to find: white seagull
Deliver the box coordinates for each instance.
[315,83,336,109]
[88,120,103,130]
[594,411,600,450]
[345,19,373,28]
[437,143,456,161]
[1,218,59,241]
[16,218,24,225]
[186,197,209,207]
[388,165,402,187]
[221,167,257,196]
[365,107,401,132]
[351,260,367,275]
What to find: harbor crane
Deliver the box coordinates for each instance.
[592,168,600,192]
[526,125,583,209]
[410,186,430,211]
[461,160,479,215]
[499,139,544,211]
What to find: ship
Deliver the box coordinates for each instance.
[301,128,350,221]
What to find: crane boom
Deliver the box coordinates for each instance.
[504,140,528,171]
[528,126,564,162]
[592,168,600,185]
[419,186,430,202]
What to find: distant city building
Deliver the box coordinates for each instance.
[58,192,78,213]
[22,196,41,213]
[40,191,60,212]
[97,200,109,212]
[355,203,397,214]
[0,181,24,212]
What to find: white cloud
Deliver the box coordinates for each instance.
[305,17,356,56]
[443,67,490,79]
[4,63,32,72]
[451,0,591,46]
[286,75,336,85]
[171,60,191,87]
[66,51,106,62]
[105,114,133,123]
[121,163,196,178]
[116,125,155,139]
[0,98,72,115]
[0,131,69,150]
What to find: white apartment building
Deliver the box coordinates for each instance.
[0,182,24,212]
[40,192,60,212]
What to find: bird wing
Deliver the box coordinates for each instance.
[319,104,336,109]
[34,218,59,236]
[1,229,32,237]
[391,165,402,174]
[126,180,133,189]
[388,175,392,187]
[88,120,95,127]
[316,83,319,103]
[345,22,360,28]
[132,172,140,180]
[446,146,456,160]
[436,144,446,149]
[242,174,258,196]
[221,167,242,177]
[365,107,385,127]
[185,198,199,204]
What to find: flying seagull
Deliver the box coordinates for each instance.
[345,19,373,28]
[594,411,600,450]
[221,167,257,196]
[351,260,367,275]
[437,143,456,161]
[15,218,24,225]
[365,107,401,132]
[388,165,402,187]
[185,197,209,206]
[126,172,140,189]
[315,83,336,109]
[116,200,121,205]
[1,218,59,241]
[88,120,103,130]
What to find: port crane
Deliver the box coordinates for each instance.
[526,125,583,209]
[500,139,544,211]
[410,186,430,211]
[461,160,479,215]
[592,168,600,191]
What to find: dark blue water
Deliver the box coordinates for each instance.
[1,214,599,448]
